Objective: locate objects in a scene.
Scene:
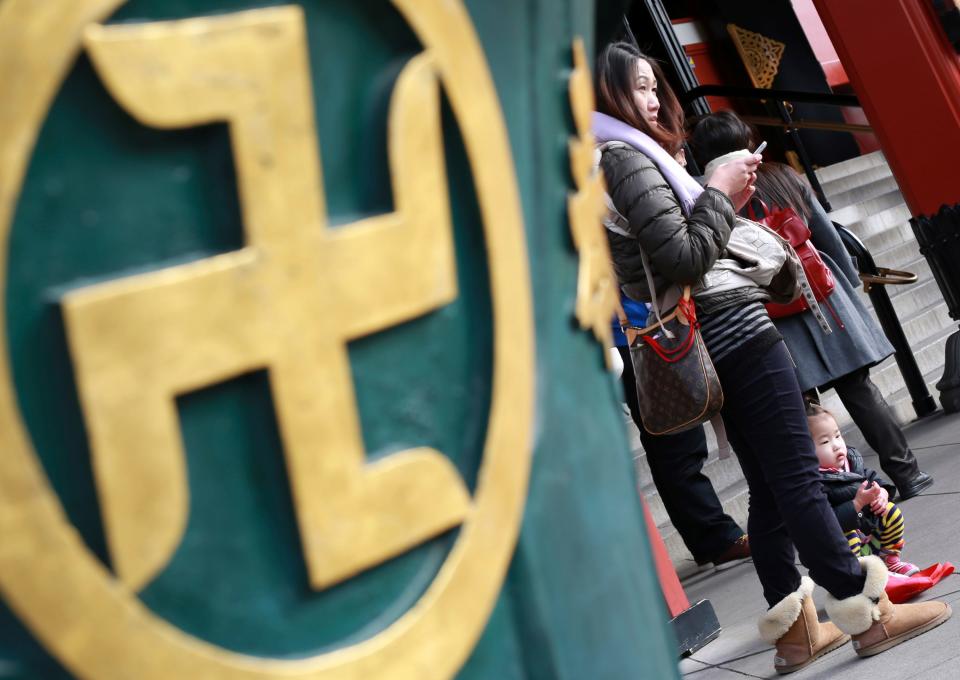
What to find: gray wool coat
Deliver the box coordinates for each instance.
[766,186,893,392]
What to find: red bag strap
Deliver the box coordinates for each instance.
[641,321,697,363]
[640,295,700,363]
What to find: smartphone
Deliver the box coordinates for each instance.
[753,141,767,155]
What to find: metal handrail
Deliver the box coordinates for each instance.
[861,268,918,292]
[682,84,860,108]
[678,84,866,212]
[692,115,873,136]
[834,223,938,418]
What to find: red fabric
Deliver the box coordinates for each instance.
[885,562,955,604]
[747,202,836,319]
[641,298,699,363]
[640,495,690,617]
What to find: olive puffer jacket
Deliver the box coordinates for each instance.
[600,144,769,314]
[819,446,897,537]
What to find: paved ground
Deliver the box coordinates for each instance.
[677,410,960,679]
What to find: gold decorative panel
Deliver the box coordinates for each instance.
[727,24,786,90]
[0,1,535,678]
[567,37,619,359]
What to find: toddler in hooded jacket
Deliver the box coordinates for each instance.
[807,403,920,576]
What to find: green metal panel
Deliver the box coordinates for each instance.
[0,1,678,677]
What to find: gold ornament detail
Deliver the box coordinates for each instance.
[0,1,535,678]
[74,10,469,594]
[727,24,786,90]
[567,37,619,357]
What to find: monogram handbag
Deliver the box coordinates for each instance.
[625,251,723,436]
[747,201,836,319]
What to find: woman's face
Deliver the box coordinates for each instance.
[632,59,660,126]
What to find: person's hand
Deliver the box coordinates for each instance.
[706,153,761,205]
[729,184,756,212]
[869,486,889,514]
[853,480,880,512]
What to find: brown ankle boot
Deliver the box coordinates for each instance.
[824,555,952,658]
[759,576,850,674]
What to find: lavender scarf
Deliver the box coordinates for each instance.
[592,111,703,216]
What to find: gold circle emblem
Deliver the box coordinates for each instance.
[0,1,534,678]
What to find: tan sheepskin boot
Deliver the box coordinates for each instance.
[759,576,850,674]
[824,555,952,658]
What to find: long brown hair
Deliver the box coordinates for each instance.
[594,42,685,154]
[754,163,814,222]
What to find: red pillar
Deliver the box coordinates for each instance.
[640,495,722,656]
[640,496,690,617]
[811,0,960,216]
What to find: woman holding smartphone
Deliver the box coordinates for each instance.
[690,110,934,502]
[594,41,949,674]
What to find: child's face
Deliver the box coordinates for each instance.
[809,413,848,469]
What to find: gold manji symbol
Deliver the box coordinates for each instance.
[69,8,468,594]
[0,1,534,679]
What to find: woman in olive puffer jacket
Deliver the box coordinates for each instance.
[594,41,949,672]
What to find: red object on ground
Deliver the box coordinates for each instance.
[885,562,955,604]
[640,495,690,617]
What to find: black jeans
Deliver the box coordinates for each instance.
[618,346,744,564]
[718,341,866,607]
[831,367,922,492]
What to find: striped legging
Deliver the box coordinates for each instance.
[845,501,905,556]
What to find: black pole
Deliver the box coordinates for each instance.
[835,224,938,418]
[911,205,960,412]
[635,0,711,117]
[620,13,702,177]
[621,14,640,49]
[776,101,832,212]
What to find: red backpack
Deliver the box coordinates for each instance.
[747,201,836,319]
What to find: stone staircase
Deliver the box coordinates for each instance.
[816,150,952,428]
[632,150,953,578]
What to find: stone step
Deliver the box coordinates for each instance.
[840,203,912,243]
[862,219,916,256]
[826,175,902,212]
[866,325,954,398]
[886,279,947,321]
[857,281,951,347]
[814,149,887,185]
[820,163,893,199]
[870,238,923,270]
[883,367,946,425]
[828,190,907,228]
[896,300,954,349]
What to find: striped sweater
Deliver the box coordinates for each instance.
[698,300,781,365]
